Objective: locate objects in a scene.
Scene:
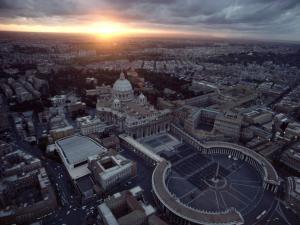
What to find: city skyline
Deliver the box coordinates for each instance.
[0,0,300,41]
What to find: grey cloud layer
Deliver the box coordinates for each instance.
[0,0,299,38]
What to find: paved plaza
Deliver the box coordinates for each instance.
[158,142,300,225]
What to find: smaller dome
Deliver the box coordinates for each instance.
[138,93,147,105]
[138,93,146,99]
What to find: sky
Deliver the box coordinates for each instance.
[0,0,299,41]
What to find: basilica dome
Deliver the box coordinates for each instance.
[113,72,133,92]
[112,72,134,101]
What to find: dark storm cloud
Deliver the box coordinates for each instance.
[0,0,299,39]
[0,0,79,17]
[111,0,299,36]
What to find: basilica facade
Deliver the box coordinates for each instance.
[96,72,172,139]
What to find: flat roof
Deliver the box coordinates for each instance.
[76,175,94,193]
[98,203,120,225]
[56,135,106,165]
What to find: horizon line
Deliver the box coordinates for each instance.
[0,30,299,45]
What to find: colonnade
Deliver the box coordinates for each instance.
[169,124,280,193]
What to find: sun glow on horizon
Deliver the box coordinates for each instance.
[0,21,144,39]
[0,20,209,40]
[96,22,128,38]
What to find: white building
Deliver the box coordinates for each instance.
[285,122,300,140]
[49,115,74,141]
[50,95,66,107]
[285,177,300,212]
[88,153,136,191]
[213,111,242,139]
[76,116,108,135]
[55,135,106,180]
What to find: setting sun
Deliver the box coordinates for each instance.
[96,22,128,38]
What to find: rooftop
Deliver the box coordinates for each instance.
[56,135,106,165]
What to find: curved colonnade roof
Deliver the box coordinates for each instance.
[204,141,279,185]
